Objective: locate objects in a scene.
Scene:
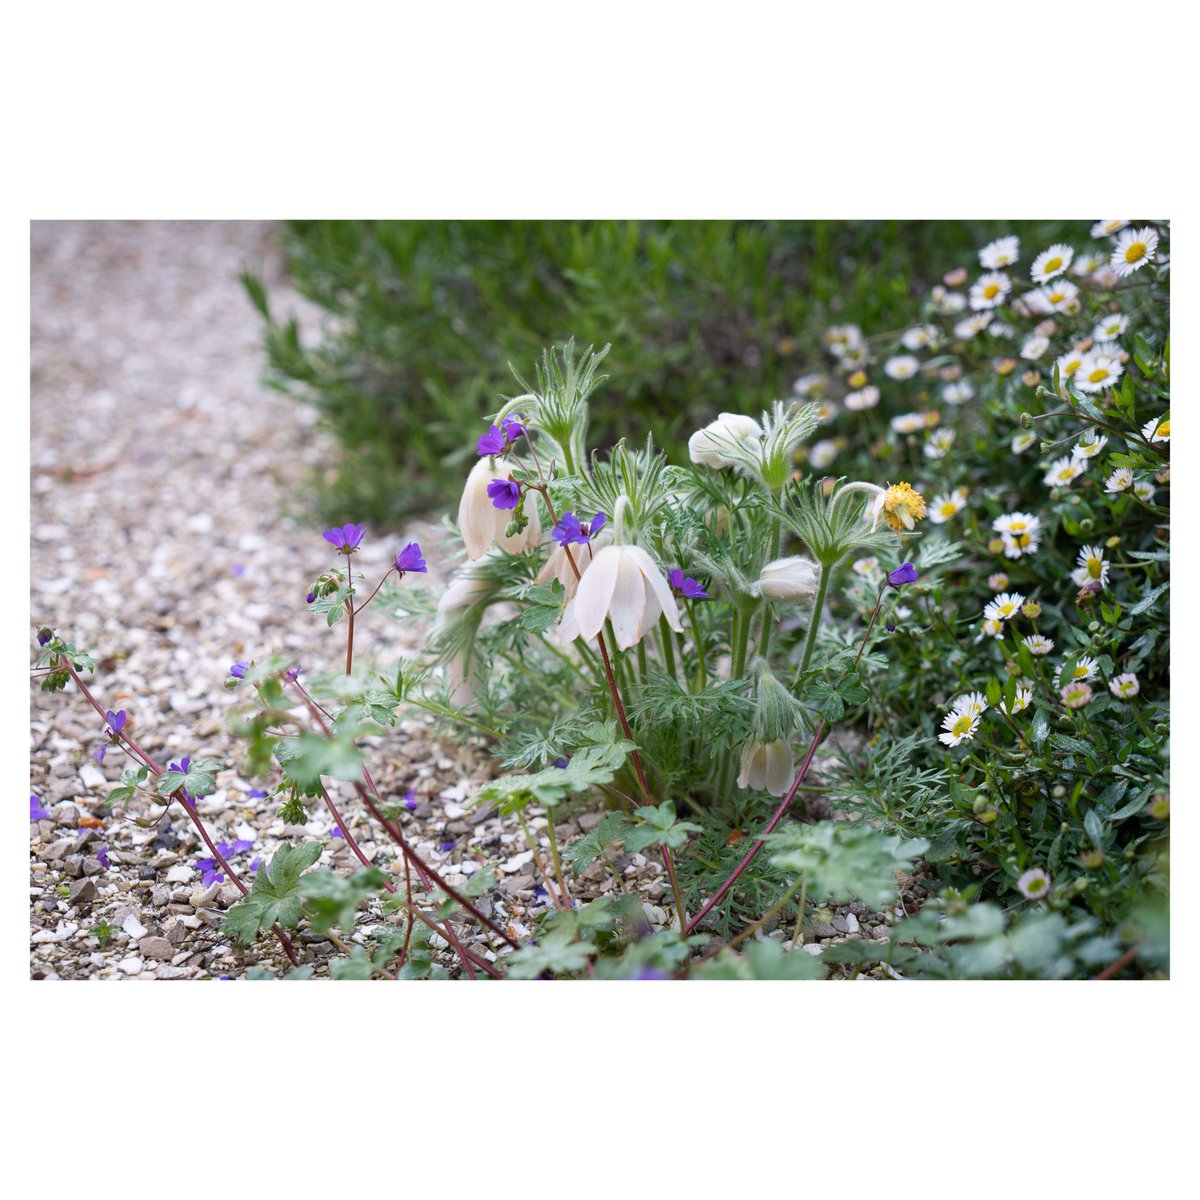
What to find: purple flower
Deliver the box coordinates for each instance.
[329,826,345,839]
[323,523,366,552]
[96,845,110,870]
[403,790,418,812]
[395,542,428,574]
[552,757,569,769]
[168,757,191,775]
[885,621,897,633]
[195,857,226,888]
[552,511,606,548]
[501,415,526,442]
[30,794,51,821]
[232,563,246,578]
[93,744,107,765]
[248,789,268,799]
[37,627,53,646]
[486,479,521,510]
[305,591,316,604]
[532,885,551,907]
[218,839,254,856]
[105,710,127,735]
[631,967,669,980]
[249,857,261,873]
[229,661,249,680]
[439,839,456,853]
[886,562,919,588]
[284,664,301,682]
[475,415,527,456]
[668,568,709,599]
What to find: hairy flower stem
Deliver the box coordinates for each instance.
[797,561,833,680]
[56,658,300,968]
[345,593,356,675]
[532,481,690,932]
[756,505,784,659]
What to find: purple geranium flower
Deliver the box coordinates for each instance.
[195,857,226,888]
[486,479,521,510]
[323,523,366,552]
[232,563,246,578]
[329,826,345,839]
[532,884,551,907]
[551,511,606,548]
[30,794,51,820]
[168,757,193,806]
[552,757,569,769]
[886,562,919,588]
[37,627,53,646]
[403,790,418,812]
[247,788,268,799]
[668,568,709,599]
[475,415,527,457]
[284,664,301,682]
[229,661,249,680]
[438,839,456,853]
[105,709,127,735]
[395,542,428,574]
[305,590,316,604]
[93,744,107,765]
[96,845,110,869]
[249,857,261,873]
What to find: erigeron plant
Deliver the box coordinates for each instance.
[32,340,946,979]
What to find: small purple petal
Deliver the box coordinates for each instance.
[93,744,107,765]
[403,790,418,812]
[105,709,127,734]
[668,568,683,590]
[552,757,569,769]
[887,562,919,588]
[232,564,246,578]
[551,512,584,547]
[439,840,456,853]
[330,826,345,839]
[196,857,216,872]
[229,838,254,854]
[229,661,249,679]
[501,415,526,443]
[248,789,268,799]
[30,795,51,820]
[395,542,428,574]
[306,591,316,604]
[96,845,110,869]
[37,628,53,646]
[249,857,261,872]
[589,511,607,536]
[476,425,507,456]
[486,479,521,510]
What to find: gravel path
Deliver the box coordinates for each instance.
[29,221,897,980]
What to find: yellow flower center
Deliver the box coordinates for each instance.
[1157,421,1170,438]
[1043,256,1062,274]
[1124,241,1146,264]
[983,283,1000,299]
[1087,368,1108,383]
[1088,558,1102,579]
[952,715,973,737]
[1072,665,1089,680]
[1015,533,1030,547]
[940,502,956,517]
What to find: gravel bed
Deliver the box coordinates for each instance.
[29,221,898,980]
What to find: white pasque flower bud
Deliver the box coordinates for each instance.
[688,412,763,468]
[737,739,795,796]
[755,556,820,601]
[572,543,683,650]
[458,457,541,560]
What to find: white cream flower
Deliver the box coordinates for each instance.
[1064,656,1100,683]
[1091,220,1129,238]
[923,429,956,459]
[1133,480,1157,503]
[572,543,683,650]
[1070,544,1110,588]
[1073,352,1124,393]
[1108,673,1140,700]
[534,527,612,601]
[890,412,927,434]
[1021,335,1050,360]
[737,739,795,796]
[943,380,975,405]
[1105,467,1134,493]
[1141,416,1170,444]
[458,457,543,560]
[1031,243,1074,283]
[1093,314,1129,341]
[979,236,1020,269]
[1040,278,1080,313]
[1110,227,1159,277]
[1060,681,1093,709]
[970,271,1012,310]
[1072,432,1108,460]
[928,488,967,524]
[1011,431,1037,454]
[902,325,938,350]
[1070,251,1107,277]
[953,692,988,718]
[999,686,1034,716]
[984,592,1026,622]
[954,313,991,339]
[687,412,764,468]
[755,556,820,601]
[993,511,1041,559]
[938,711,980,747]
[793,373,827,397]
[885,355,920,380]
[1043,457,1085,487]
[1022,634,1054,655]
[845,386,880,411]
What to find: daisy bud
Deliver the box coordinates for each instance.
[987,537,1006,555]
[1146,796,1169,820]
[1079,849,1105,869]
[943,267,968,287]
[1021,601,1042,619]
[1019,412,1034,429]
[755,556,820,601]
[988,573,1009,591]
[687,412,763,469]
[737,739,795,797]
[847,369,867,389]
[1105,536,1121,549]
[995,358,1016,376]
[1022,371,1040,387]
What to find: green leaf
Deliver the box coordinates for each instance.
[220,842,324,946]
[1083,808,1104,850]
[1129,582,1169,617]
[693,938,825,980]
[330,947,374,980]
[277,730,365,792]
[299,867,386,935]
[505,928,599,979]
[475,739,633,814]
[623,802,702,853]
[562,812,635,876]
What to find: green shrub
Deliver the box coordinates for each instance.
[244,219,1064,520]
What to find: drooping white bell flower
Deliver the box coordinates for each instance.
[755,556,820,601]
[534,528,612,602]
[458,457,542,560]
[737,739,795,796]
[572,543,683,650]
[688,412,763,468]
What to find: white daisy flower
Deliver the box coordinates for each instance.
[1023,634,1054,655]
[852,555,882,580]
[1133,480,1157,503]
[885,355,920,381]
[1064,656,1100,683]
[978,618,1004,641]
[1054,349,1085,382]
[988,573,1009,591]
[1021,335,1050,360]
[1071,431,1108,460]
[953,692,989,718]
[1070,544,1110,587]
[824,324,864,354]
[929,489,968,524]
[1039,279,1080,314]
[1043,457,1085,488]
[813,401,839,426]
[1141,416,1170,444]
[1110,227,1159,277]
[970,271,1012,310]
[979,236,1020,269]
[936,291,967,315]
[1105,467,1134,493]
[1031,243,1074,283]
[1108,673,1140,700]
[923,429,956,460]
[1074,352,1125,393]
[943,380,975,405]
[938,711,980,747]
[809,439,839,470]
[999,685,1034,715]
[1093,314,1129,341]
[1060,681,1093,709]
[1091,220,1129,238]
[844,386,880,411]
[1070,250,1108,277]
[988,321,1016,339]
[890,412,927,434]
[792,373,827,398]
[1017,868,1052,899]
[902,325,938,351]
[984,592,1026,622]
[954,313,991,340]
[1011,430,1037,454]
[993,511,1041,558]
